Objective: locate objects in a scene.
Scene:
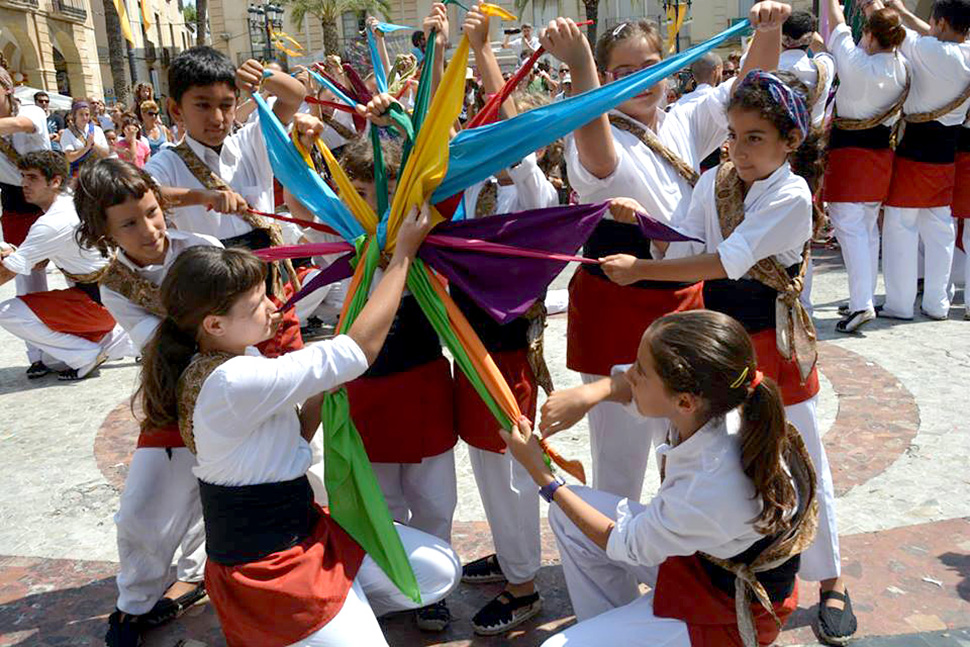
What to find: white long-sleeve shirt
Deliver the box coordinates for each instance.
[462,153,559,217]
[828,24,909,126]
[99,230,222,351]
[665,164,812,280]
[778,49,836,128]
[0,105,51,186]
[566,80,734,227]
[191,336,369,486]
[898,27,970,125]
[1,193,106,276]
[145,119,275,239]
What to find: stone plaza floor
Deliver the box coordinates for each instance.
[0,245,968,646]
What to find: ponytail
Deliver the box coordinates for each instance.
[740,377,796,535]
[135,318,198,431]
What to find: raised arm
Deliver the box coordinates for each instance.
[464,6,517,118]
[0,115,36,136]
[236,59,307,126]
[885,0,932,34]
[423,3,450,97]
[739,2,794,79]
[366,17,393,78]
[826,0,847,31]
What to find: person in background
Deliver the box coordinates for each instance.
[723,49,742,81]
[132,82,155,122]
[140,100,172,156]
[104,128,119,156]
[92,98,114,132]
[679,53,723,105]
[504,23,541,59]
[115,112,151,168]
[60,99,110,175]
[110,103,125,131]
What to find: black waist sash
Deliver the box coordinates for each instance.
[199,475,319,566]
[828,124,892,151]
[959,127,970,154]
[701,534,800,603]
[702,264,799,335]
[451,287,529,353]
[220,228,284,294]
[583,219,693,290]
[74,281,104,306]
[896,121,960,164]
[365,294,443,377]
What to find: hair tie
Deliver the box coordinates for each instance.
[738,69,810,140]
[749,370,764,391]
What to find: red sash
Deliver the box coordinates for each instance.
[0,209,43,247]
[653,554,798,647]
[204,504,365,647]
[455,348,537,454]
[346,356,457,463]
[566,269,704,376]
[750,329,819,406]
[136,423,186,449]
[256,290,304,358]
[952,152,970,218]
[823,147,895,203]
[19,288,116,342]
[885,157,956,208]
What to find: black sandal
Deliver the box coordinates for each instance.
[26,361,52,379]
[462,553,506,584]
[472,590,542,636]
[817,588,858,646]
[105,610,143,647]
[140,582,207,627]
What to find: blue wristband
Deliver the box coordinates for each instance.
[539,476,566,503]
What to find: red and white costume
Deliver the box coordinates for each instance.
[778,48,836,129]
[883,28,970,319]
[564,82,732,502]
[100,230,221,615]
[824,23,909,314]
[951,121,970,296]
[0,193,131,371]
[664,163,839,582]
[190,337,460,646]
[544,409,799,647]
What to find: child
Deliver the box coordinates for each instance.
[822,0,908,332]
[504,310,816,647]
[880,0,970,321]
[137,207,459,647]
[591,70,855,644]
[60,99,110,174]
[115,112,151,168]
[0,151,131,380]
[74,158,215,646]
[145,46,311,357]
[537,3,790,503]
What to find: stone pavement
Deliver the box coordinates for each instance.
[1,245,969,646]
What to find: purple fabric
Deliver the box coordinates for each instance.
[281,253,356,311]
[425,234,599,264]
[255,242,354,262]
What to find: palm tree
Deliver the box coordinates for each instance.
[196,0,208,46]
[514,0,600,42]
[102,0,132,106]
[285,0,392,55]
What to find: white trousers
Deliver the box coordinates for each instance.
[290,524,462,646]
[785,396,841,582]
[953,222,969,299]
[544,486,690,647]
[371,448,457,544]
[114,448,206,615]
[0,297,133,370]
[14,269,48,363]
[582,373,665,502]
[800,255,814,316]
[829,202,881,312]
[468,446,541,584]
[883,206,955,319]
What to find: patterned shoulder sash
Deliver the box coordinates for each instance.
[320,112,359,142]
[177,352,237,454]
[905,78,970,124]
[715,163,818,381]
[98,257,166,317]
[609,114,699,187]
[832,61,910,133]
[0,137,22,168]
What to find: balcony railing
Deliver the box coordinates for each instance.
[51,0,87,21]
[144,41,157,63]
[0,0,40,10]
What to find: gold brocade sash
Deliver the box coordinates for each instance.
[807,57,830,112]
[320,112,359,142]
[832,62,910,142]
[176,351,236,454]
[60,266,108,285]
[474,181,498,219]
[609,115,699,187]
[97,256,166,317]
[715,162,818,382]
[904,79,970,124]
[0,136,21,168]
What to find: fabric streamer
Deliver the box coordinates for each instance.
[308,69,357,108]
[366,28,389,94]
[375,21,412,33]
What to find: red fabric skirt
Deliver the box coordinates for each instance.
[454,348,537,454]
[1,208,42,247]
[136,423,185,449]
[204,504,365,647]
[19,288,116,342]
[885,157,956,208]
[823,147,894,203]
[346,356,457,463]
[952,152,970,218]
[257,291,304,358]
[750,329,819,407]
[653,554,798,647]
[566,269,704,376]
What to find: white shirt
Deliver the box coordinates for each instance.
[778,49,836,128]
[566,80,734,226]
[0,104,51,185]
[508,35,540,59]
[97,114,115,132]
[677,82,715,106]
[828,24,909,126]
[145,118,275,239]
[60,124,109,154]
[100,230,222,351]
[2,193,107,276]
[666,163,811,279]
[898,27,970,125]
[605,406,770,567]
[462,153,559,217]
[320,108,357,151]
[192,336,369,486]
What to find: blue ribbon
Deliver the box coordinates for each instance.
[309,69,357,108]
[366,29,389,94]
[375,21,412,33]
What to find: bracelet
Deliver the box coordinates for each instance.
[539,475,566,503]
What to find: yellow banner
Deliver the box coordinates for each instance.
[665,2,687,54]
[141,0,152,31]
[114,0,136,45]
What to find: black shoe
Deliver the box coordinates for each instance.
[415,599,451,632]
[105,610,143,647]
[462,553,506,584]
[472,590,542,636]
[140,582,207,627]
[835,308,875,334]
[817,588,858,646]
[26,361,52,379]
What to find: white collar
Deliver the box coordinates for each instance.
[116,230,191,273]
[184,131,241,168]
[745,163,792,204]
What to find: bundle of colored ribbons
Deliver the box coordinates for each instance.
[254,11,749,602]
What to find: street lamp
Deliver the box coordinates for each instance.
[248,3,285,61]
[248,5,266,60]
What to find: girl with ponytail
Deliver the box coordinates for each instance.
[501,310,816,647]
